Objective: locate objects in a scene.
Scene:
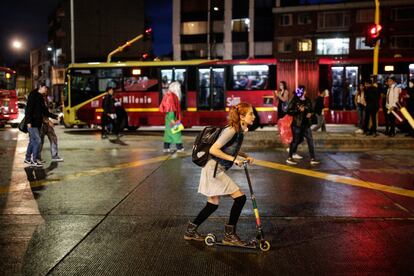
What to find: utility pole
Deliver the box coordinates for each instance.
[70,0,75,64]
[373,0,380,77]
[207,0,211,59]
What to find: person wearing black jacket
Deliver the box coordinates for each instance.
[312,89,326,132]
[286,85,320,165]
[363,80,380,136]
[101,87,118,139]
[24,84,58,167]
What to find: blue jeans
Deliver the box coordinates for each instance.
[357,104,365,129]
[289,125,315,159]
[26,127,41,161]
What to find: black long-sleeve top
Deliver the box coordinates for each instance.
[102,94,115,114]
[25,89,58,128]
[287,96,313,128]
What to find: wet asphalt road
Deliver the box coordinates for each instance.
[1,126,414,275]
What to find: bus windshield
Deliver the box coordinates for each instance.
[0,70,16,90]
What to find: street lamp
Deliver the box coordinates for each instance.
[12,40,23,50]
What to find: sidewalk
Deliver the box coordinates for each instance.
[239,124,414,150]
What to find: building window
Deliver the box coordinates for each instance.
[298,39,312,52]
[390,35,414,49]
[278,38,293,53]
[318,11,350,29]
[316,38,350,55]
[232,18,250,32]
[355,37,373,50]
[182,21,207,35]
[356,9,374,23]
[298,13,311,25]
[279,14,292,26]
[394,7,414,21]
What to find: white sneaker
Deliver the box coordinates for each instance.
[292,153,303,160]
[286,158,298,165]
[176,148,185,152]
[355,129,363,134]
[163,148,171,153]
[52,156,64,162]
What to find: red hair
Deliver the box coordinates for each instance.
[228,102,252,132]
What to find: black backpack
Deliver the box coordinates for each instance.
[192,126,226,167]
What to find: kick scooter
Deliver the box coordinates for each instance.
[204,161,271,252]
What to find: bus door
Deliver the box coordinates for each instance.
[331,66,358,110]
[197,67,225,110]
[160,68,187,110]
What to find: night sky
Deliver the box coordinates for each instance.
[0,0,62,66]
[0,0,345,67]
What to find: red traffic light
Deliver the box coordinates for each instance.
[145,28,152,35]
[369,24,382,37]
[365,24,382,47]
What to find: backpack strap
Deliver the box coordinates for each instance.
[213,154,238,178]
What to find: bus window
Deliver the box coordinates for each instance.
[0,71,16,90]
[70,69,99,107]
[124,68,159,92]
[212,68,225,109]
[161,69,173,95]
[97,68,122,92]
[232,65,269,90]
[199,69,210,108]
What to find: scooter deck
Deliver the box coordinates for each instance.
[212,240,258,249]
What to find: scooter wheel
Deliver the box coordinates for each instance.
[259,240,271,252]
[205,233,216,246]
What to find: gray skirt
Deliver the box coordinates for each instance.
[198,159,240,197]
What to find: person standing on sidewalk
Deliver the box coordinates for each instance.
[385,77,401,137]
[24,83,59,167]
[159,82,184,152]
[184,102,255,246]
[312,89,327,132]
[274,81,290,120]
[354,83,366,134]
[38,92,63,162]
[405,79,414,137]
[286,86,320,166]
[363,80,380,136]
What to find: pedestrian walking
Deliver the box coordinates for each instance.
[184,102,255,246]
[286,86,320,165]
[354,83,366,134]
[38,92,63,162]
[312,89,327,132]
[159,82,184,152]
[385,77,401,137]
[24,83,59,167]
[363,79,380,136]
[101,87,119,139]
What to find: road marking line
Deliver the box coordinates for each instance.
[0,155,172,195]
[255,159,414,198]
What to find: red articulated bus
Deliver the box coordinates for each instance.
[63,57,414,130]
[63,59,278,130]
[0,67,18,128]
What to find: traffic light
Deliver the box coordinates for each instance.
[144,27,152,41]
[365,24,382,47]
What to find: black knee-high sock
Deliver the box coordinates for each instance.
[193,202,219,226]
[228,195,246,225]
